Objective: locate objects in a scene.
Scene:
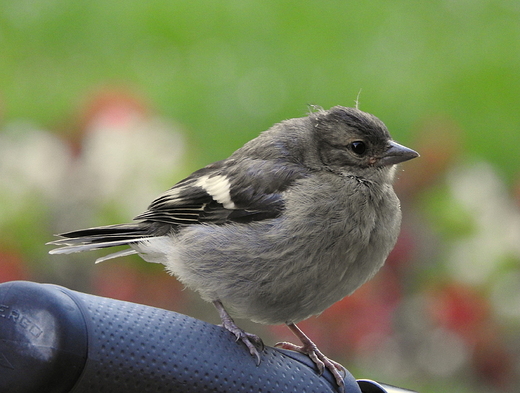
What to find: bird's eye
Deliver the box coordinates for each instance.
[350,141,367,155]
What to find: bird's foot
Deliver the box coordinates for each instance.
[275,323,346,393]
[221,318,264,364]
[213,300,264,364]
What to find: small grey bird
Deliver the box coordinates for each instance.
[49,106,418,391]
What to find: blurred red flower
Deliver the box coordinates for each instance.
[0,249,31,283]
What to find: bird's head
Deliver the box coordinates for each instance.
[310,106,419,180]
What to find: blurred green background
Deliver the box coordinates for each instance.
[1,1,520,392]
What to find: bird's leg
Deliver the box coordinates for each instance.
[275,323,346,392]
[212,300,264,364]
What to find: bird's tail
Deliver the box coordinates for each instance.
[47,223,156,263]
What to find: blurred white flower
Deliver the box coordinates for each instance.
[445,162,520,284]
[0,92,187,238]
[74,113,186,217]
[417,327,470,377]
[47,89,188,231]
[0,122,71,224]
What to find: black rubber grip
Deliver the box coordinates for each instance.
[0,280,366,393]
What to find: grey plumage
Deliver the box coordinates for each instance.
[48,106,418,390]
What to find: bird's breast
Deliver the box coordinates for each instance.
[166,175,402,325]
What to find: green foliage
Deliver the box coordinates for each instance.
[422,185,476,240]
[1,0,519,178]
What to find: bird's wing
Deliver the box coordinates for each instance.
[134,158,309,226]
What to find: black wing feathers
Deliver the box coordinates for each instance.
[135,158,309,226]
[52,222,172,243]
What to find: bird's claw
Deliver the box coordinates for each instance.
[213,300,264,364]
[275,341,346,393]
[221,319,264,364]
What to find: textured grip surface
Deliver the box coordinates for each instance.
[0,281,362,393]
[0,281,87,393]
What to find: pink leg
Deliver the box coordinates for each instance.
[276,322,346,392]
[213,300,263,364]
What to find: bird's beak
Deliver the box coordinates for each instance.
[376,141,419,167]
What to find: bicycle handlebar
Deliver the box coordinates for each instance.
[0,280,416,393]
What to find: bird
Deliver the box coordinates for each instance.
[48,105,418,392]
